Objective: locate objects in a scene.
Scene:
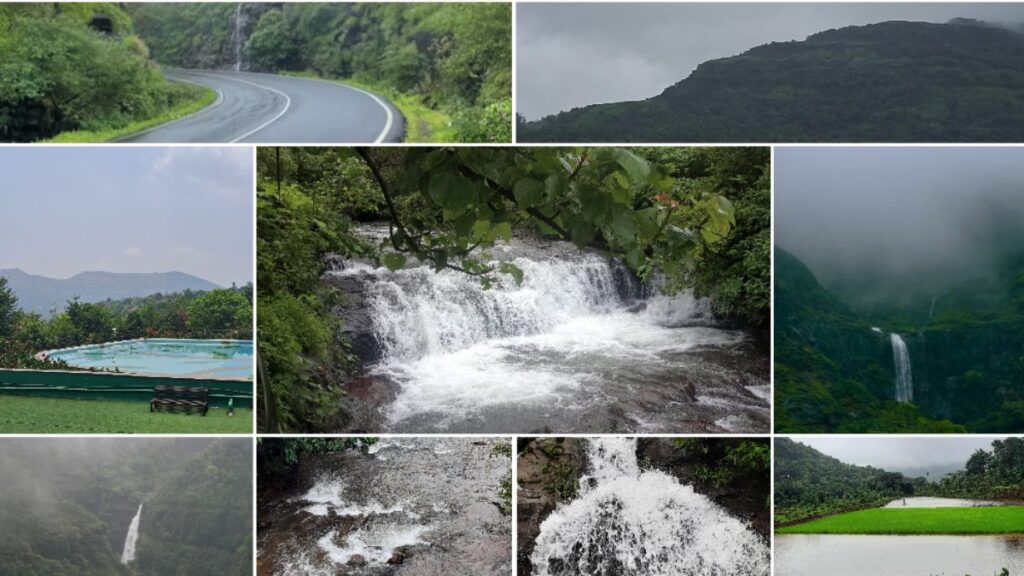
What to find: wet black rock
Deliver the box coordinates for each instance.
[516,439,588,576]
[322,264,384,366]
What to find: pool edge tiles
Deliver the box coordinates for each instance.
[39,338,254,381]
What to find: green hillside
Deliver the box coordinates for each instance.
[774,438,922,526]
[774,247,960,433]
[521,20,1024,143]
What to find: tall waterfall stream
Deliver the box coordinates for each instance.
[328,236,769,433]
[890,333,914,403]
[531,438,769,576]
[120,503,142,565]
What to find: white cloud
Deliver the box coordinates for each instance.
[123,247,144,258]
[150,147,252,198]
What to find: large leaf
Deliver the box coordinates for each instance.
[513,177,544,208]
[498,261,524,285]
[428,172,477,218]
[381,253,406,272]
[610,149,650,183]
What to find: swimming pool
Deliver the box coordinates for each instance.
[42,339,253,380]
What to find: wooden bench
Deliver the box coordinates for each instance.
[150,386,209,416]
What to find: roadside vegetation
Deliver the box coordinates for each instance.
[129,3,512,142]
[0,3,213,142]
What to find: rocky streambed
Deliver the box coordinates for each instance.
[258,438,512,576]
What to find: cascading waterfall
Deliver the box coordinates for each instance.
[231,3,244,71]
[531,438,769,576]
[891,333,914,403]
[355,252,639,362]
[327,235,768,433]
[120,503,142,565]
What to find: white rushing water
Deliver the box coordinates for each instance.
[890,333,914,403]
[531,438,769,576]
[269,438,509,576]
[358,253,638,362]
[331,239,769,432]
[231,3,244,71]
[120,503,142,565]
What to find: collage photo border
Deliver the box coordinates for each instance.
[3,1,1021,575]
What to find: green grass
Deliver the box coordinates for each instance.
[777,506,1024,535]
[42,83,217,143]
[281,71,458,143]
[0,395,252,434]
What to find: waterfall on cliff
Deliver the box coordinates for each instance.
[120,503,142,564]
[231,3,244,71]
[531,438,769,576]
[891,333,914,403]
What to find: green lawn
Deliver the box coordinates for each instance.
[777,506,1024,535]
[0,395,251,433]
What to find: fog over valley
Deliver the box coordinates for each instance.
[775,147,1024,307]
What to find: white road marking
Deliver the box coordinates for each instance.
[218,75,293,143]
[339,83,396,143]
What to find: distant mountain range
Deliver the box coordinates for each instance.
[520,19,1024,142]
[0,269,219,316]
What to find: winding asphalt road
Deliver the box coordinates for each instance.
[121,69,405,143]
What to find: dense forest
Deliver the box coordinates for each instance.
[128,3,512,142]
[0,276,253,370]
[775,246,1024,432]
[256,146,769,431]
[520,20,1024,143]
[0,438,252,576]
[775,438,1024,526]
[0,3,211,142]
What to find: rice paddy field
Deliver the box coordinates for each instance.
[777,507,1024,535]
[0,395,252,433]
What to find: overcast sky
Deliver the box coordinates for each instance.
[517,3,1024,119]
[775,147,1024,296]
[0,147,252,286]
[796,437,1002,477]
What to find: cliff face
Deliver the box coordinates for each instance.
[521,20,1024,143]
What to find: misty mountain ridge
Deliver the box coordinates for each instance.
[521,19,1024,142]
[0,268,219,316]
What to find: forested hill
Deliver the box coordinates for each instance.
[520,19,1024,143]
[773,247,961,433]
[775,438,922,525]
[0,439,251,576]
[128,2,512,142]
[0,269,218,316]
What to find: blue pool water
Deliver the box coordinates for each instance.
[45,339,253,380]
